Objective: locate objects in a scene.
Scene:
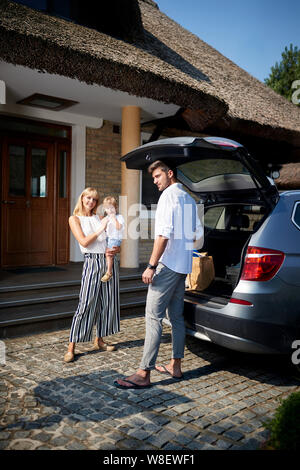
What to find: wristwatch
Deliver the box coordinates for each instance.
[147,263,157,270]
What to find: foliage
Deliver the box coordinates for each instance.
[264,44,300,105]
[263,391,300,450]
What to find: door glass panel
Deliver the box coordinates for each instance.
[31,148,47,197]
[59,150,67,198]
[9,145,26,196]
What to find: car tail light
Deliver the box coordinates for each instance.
[229,298,253,306]
[241,246,285,281]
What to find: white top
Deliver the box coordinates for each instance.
[106,214,125,240]
[77,215,107,254]
[155,183,203,274]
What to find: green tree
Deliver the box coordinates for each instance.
[265,44,300,105]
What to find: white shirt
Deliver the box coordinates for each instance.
[155,183,203,274]
[106,214,125,240]
[77,215,107,254]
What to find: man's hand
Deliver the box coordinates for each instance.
[142,267,155,284]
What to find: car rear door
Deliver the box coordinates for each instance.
[121,136,279,207]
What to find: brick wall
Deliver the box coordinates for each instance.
[85,123,208,265]
[86,121,122,202]
[85,120,153,264]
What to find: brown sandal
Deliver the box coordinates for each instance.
[101,272,113,282]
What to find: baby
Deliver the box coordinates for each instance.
[101,196,124,282]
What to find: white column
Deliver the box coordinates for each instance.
[69,124,86,262]
[120,106,141,268]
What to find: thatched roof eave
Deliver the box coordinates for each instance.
[0,0,227,127]
[0,0,299,143]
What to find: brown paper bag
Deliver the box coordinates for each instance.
[186,252,215,291]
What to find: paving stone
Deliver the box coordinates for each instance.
[118,438,144,449]
[207,423,228,434]
[235,438,261,450]
[2,316,300,451]
[9,439,37,450]
[146,430,176,448]
[162,442,186,450]
[192,417,212,429]
[236,423,256,434]
[127,428,151,440]
[13,431,32,439]
[165,421,186,432]
[65,441,89,450]
[176,414,194,423]
[198,433,218,444]
[33,432,52,442]
[223,429,245,441]
[215,439,232,449]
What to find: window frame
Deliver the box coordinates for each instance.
[291,201,300,231]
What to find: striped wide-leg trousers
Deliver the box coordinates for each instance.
[69,253,120,343]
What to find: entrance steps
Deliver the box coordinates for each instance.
[0,264,147,339]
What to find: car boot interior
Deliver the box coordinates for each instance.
[186,203,268,302]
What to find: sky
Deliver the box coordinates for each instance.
[157,0,300,83]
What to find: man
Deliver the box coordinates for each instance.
[114,160,203,389]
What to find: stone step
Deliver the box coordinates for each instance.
[0,264,147,338]
[0,279,147,308]
[0,271,144,294]
[0,291,147,339]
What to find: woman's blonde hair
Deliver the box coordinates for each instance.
[73,187,100,216]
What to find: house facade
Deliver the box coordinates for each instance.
[1,0,300,269]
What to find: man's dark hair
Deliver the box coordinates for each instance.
[148,160,177,177]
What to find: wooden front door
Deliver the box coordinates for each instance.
[1,138,55,267]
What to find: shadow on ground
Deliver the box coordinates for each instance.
[185,335,300,387]
[4,368,191,433]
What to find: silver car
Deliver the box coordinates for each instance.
[122,136,300,355]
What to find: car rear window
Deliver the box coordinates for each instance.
[177,159,260,192]
[205,205,265,231]
[292,202,300,230]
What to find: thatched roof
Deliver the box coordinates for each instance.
[139,1,300,145]
[0,0,226,127]
[276,163,300,190]
[0,0,300,144]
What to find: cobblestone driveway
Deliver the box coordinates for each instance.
[1,314,299,451]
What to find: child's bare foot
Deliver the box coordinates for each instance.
[101,272,113,282]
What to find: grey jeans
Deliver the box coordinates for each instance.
[140,263,186,371]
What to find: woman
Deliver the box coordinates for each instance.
[64,187,120,363]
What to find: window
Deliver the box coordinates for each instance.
[177,158,258,193]
[59,150,67,198]
[204,205,265,232]
[31,148,47,197]
[292,202,300,230]
[9,145,26,197]
[205,207,225,229]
